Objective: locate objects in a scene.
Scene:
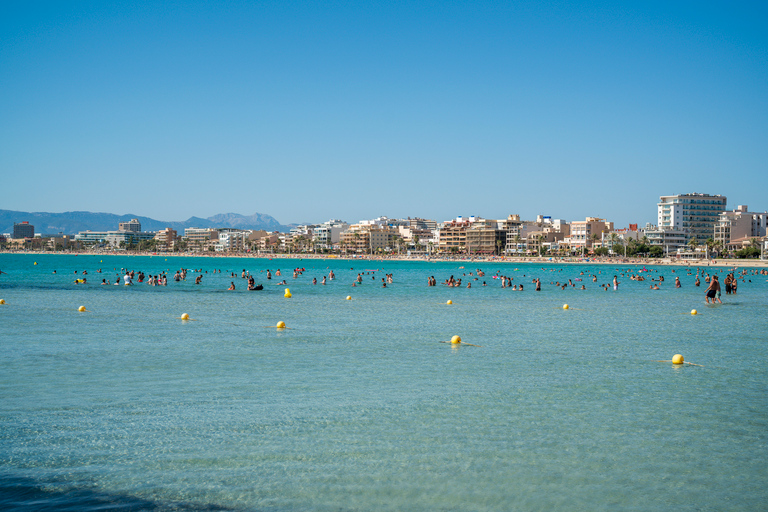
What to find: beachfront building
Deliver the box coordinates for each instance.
[391,218,436,253]
[312,220,349,250]
[398,225,434,251]
[13,222,35,239]
[154,228,178,251]
[569,217,613,253]
[255,232,280,252]
[501,215,524,254]
[465,218,504,255]
[246,230,270,251]
[714,205,768,253]
[216,229,249,252]
[118,219,142,232]
[602,225,641,254]
[408,218,437,233]
[184,228,219,251]
[76,219,156,247]
[539,219,570,255]
[339,223,395,254]
[44,235,77,251]
[525,230,551,255]
[369,226,396,253]
[658,193,727,242]
[644,225,687,255]
[436,217,474,253]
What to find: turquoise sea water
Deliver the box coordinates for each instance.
[1,253,767,511]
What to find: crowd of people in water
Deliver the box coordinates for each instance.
[23,262,765,304]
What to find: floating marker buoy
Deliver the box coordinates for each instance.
[450,335,462,344]
[346,296,352,300]
[691,309,698,315]
[78,306,86,312]
[34,262,37,265]
[181,313,190,321]
[276,321,286,329]
[284,292,292,298]
[447,300,452,305]
[672,354,684,365]
[563,304,569,310]
[0,299,5,305]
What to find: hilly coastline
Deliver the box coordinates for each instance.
[0,210,292,235]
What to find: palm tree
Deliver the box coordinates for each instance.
[688,236,698,254]
[714,239,724,257]
[609,233,619,256]
[353,232,361,253]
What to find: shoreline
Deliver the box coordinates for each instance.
[3,250,767,268]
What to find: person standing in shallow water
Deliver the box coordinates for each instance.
[705,275,722,304]
[613,275,619,290]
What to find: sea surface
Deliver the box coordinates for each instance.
[1,253,767,511]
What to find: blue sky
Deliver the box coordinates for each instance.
[1,1,766,227]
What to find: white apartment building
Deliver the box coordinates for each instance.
[216,229,249,251]
[312,220,349,249]
[644,225,687,254]
[658,193,727,241]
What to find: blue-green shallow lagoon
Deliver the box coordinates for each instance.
[1,254,767,511]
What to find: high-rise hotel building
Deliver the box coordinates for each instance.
[657,193,727,242]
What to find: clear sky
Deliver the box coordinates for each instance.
[1,1,766,227]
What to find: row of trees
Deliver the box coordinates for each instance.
[3,233,765,259]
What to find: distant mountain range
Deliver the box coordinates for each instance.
[0,210,293,235]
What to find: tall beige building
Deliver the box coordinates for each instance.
[570,217,613,250]
[714,205,767,249]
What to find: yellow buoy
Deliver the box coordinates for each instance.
[563,304,569,310]
[0,299,5,304]
[691,309,698,315]
[672,354,684,365]
[34,262,37,265]
[78,306,86,312]
[346,296,352,300]
[285,288,291,294]
[284,292,292,298]
[450,335,462,345]
[276,321,286,329]
[181,313,190,321]
[447,300,452,305]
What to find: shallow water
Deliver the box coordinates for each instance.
[1,254,767,511]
